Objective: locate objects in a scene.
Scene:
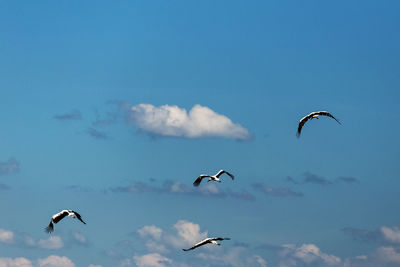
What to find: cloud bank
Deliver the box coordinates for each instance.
[126,104,251,140]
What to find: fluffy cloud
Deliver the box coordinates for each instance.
[133,253,173,267]
[166,220,208,249]
[376,246,400,264]
[88,265,102,267]
[278,243,341,266]
[0,228,14,244]
[127,104,251,140]
[0,257,33,267]
[381,226,400,243]
[138,225,163,240]
[37,256,75,267]
[37,236,64,250]
[0,158,19,175]
[253,183,303,197]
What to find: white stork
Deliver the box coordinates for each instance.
[297,111,341,137]
[45,210,86,233]
[193,170,234,187]
[182,237,230,251]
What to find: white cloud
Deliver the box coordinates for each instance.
[72,232,87,245]
[0,257,33,267]
[88,265,102,267]
[381,226,400,243]
[37,256,75,267]
[377,246,400,263]
[0,228,14,244]
[133,253,173,267]
[38,236,64,250]
[278,243,341,266]
[138,225,163,240]
[196,247,268,267]
[127,104,251,140]
[166,220,208,249]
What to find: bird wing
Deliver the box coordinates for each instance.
[52,211,69,224]
[45,221,54,233]
[296,113,314,137]
[212,237,231,241]
[193,175,209,187]
[182,238,211,251]
[215,170,234,180]
[316,111,341,125]
[72,211,86,224]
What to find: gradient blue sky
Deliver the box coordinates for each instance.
[1,1,400,266]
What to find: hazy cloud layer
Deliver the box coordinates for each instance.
[286,172,359,186]
[252,183,303,197]
[53,110,82,121]
[342,225,400,245]
[110,180,255,201]
[86,127,110,140]
[0,158,20,175]
[126,104,251,140]
[303,172,332,185]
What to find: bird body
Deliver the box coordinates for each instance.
[182,237,230,251]
[193,170,234,187]
[45,210,86,233]
[297,111,341,137]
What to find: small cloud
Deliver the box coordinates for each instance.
[0,158,20,175]
[53,110,82,121]
[336,176,359,184]
[278,243,341,266]
[0,257,33,267]
[37,236,64,250]
[303,172,332,185]
[86,128,110,140]
[37,255,75,267]
[126,104,251,140]
[381,226,400,244]
[253,183,303,197]
[72,231,88,246]
[133,253,173,267]
[137,226,163,240]
[0,228,14,244]
[377,246,400,264]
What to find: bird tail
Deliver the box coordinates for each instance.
[45,221,54,233]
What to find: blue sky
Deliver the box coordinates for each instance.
[1,1,400,266]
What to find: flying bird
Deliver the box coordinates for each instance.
[182,237,230,251]
[193,170,234,187]
[297,111,341,137]
[45,210,86,233]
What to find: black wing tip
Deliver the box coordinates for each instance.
[182,248,189,251]
[45,226,54,233]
